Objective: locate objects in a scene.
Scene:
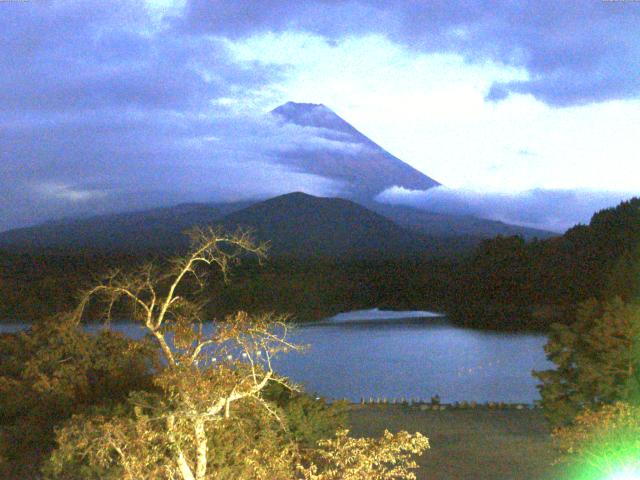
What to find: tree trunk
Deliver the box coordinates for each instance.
[176,450,196,480]
[194,418,208,480]
[167,414,196,480]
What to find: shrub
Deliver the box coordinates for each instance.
[553,402,640,479]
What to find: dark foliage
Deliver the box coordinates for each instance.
[533,298,640,428]
[0,251,455,324]
[0,316,158,477]
[449,198,640,330]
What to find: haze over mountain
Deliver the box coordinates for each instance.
[271,102,439,199]
[0,202,249,252]
[365,202,554,241]
[1,1,636,235]
[269,102,554,240]
[0,97,560,254]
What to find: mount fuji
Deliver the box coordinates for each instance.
[271,102,439,199]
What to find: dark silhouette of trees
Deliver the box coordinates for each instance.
[449,197,640,330]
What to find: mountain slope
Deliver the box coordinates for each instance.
[219,192,432,257]
[0,202,252,252]
[271,102,439,198]
[0,193,459,257]
[0,194,555,254]
[367,202,555,241]
[270,102,556,241]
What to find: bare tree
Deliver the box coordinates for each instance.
[46,227,430,480]
[63,227,301,480]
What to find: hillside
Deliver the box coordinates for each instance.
[367,202,555,241]
[219,192,432,258]
[0,202,251,252]
[0,196,554,256]
[447,197,640,330]
[0,193,438,258]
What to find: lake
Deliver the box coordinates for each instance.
[0,309,552,404]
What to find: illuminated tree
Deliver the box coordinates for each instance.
[298,429,429,480]
[43,227,429,479]
[0,316,156,478]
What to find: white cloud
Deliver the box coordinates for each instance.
[229,32,640,194]
[2,1,639,232]
[37,183,109,202]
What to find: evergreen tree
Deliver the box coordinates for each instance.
[533,297,640,427]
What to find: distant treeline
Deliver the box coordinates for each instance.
[2,198,638,331]
[0,249,455,324]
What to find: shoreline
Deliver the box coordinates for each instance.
[348,399,542,410]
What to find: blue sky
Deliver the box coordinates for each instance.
[1,0,638,232]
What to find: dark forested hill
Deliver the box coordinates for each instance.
[0,193,448,257]
[219,192,438,258]
[448,197,640,330]
[0,192,461,321]
[0,195,552,255]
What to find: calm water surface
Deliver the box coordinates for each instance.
[1,309,552,403]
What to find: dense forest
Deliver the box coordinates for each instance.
[1,198,638,331]
[448,197,640,330]
[0,250,455,323]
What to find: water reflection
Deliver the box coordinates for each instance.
[273,312,551,404]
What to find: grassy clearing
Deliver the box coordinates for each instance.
[348,405,568,480]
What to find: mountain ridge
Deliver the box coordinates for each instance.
[0,192,554,256]
[218,192,432,258]
[0,101,556,252]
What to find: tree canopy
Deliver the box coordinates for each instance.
[534,297,640,428]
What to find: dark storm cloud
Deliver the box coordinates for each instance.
[0,1,276,113]
[0,1,344,231]
[182,0,640,106]
[376,186,637,233]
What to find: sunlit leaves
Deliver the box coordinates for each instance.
[0,316,156,478]
[298,429,430,480]
[31,227,428,479]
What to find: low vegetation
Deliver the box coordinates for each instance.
[553,402,640,479]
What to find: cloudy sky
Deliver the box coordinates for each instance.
[1,0,638,232]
